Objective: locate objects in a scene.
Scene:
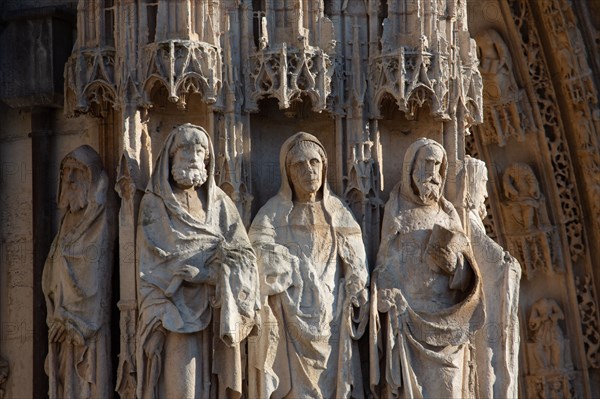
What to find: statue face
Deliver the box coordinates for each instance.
[474,170,489,219]
[59,158,89,212]
[412,144,444,205]
[288,145,323,199]
[170,128,209,189]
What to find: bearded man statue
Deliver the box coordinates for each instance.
[136,124,258,398]
[370,138,485,398]
[43,145,112,398]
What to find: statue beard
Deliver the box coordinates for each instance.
[478,202,487,220]
[171,161,208,188]
[417,181,442,205]
[59,182,89,212]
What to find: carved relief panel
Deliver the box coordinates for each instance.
[525,299,583,399]
[500,163,563,278]
[475,29,534,146]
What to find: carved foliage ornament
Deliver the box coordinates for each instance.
[575,275,600,368]
[509,0,585,262]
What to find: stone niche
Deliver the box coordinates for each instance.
[0,0,599,398]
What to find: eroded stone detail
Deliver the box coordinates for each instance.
[575,275,600,368]
[525,298,583,399]
[248,132,369,398]
[115,301,137,399]
[465,133,498,241]
[370,139,484,398]
[500,163,563,278]
[245,1,335,112]
[509,0,585,263]
[536,0,600,261]
[475,29,535,146]
[466,156,521,399]
[367,1,482,123]
[136,124,258,398]
[64,48,118,117]
[64,1,118,117]
[141,40,221,109]
[42,146,113,398]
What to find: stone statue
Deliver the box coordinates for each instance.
[502,162,560,276]
[247,132,369,398]
[529,298,566,372]
[465,156,521,399]
[370,138,485,398]
[136,124,258,398]
[42,145,112,398]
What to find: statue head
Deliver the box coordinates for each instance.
[59,157,90,212]
[503,163,540,201]
[465,156,489,220]
[168,124,210,190]
[410,142,445,205]
[285,139,326,202]
[58,145,106,214]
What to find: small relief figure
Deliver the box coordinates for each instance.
[42,145,112,398]
[476,29,529,146]
[529,298,566,372]
[502,163,560,277]
[136,124,259,398]
[465,156,521,399]
[370,138,485,399]
[247,132,369,398]
[503,163,547,232]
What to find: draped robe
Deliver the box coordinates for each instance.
[248,132,369,399]
[42,145,112,399]
[370,139,485,398]
[136,125,258,399]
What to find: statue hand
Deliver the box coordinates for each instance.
[349,287,368,308]
[48,321,66,343]
[345,278,367,306]
[174,265,201,282]
[143,326,165,358]
[65,321,85,346]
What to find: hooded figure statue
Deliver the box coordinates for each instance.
[370,138,485,398]
[43,145,112,399]
[136,124,258,398]
[465,156,521,399]
[247,132,369,398]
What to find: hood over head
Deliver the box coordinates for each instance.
[57,144,108,212]
[400,137,448,205]
[147,123,217,213]
[278,131,331,202]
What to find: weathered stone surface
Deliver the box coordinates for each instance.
[136,124,258,398]
[42,145,112,398]
[1,0,600,398]
[466,156,521,399]
[370,138,485,398]
[0,9,73,108]
[247,132,369,398]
